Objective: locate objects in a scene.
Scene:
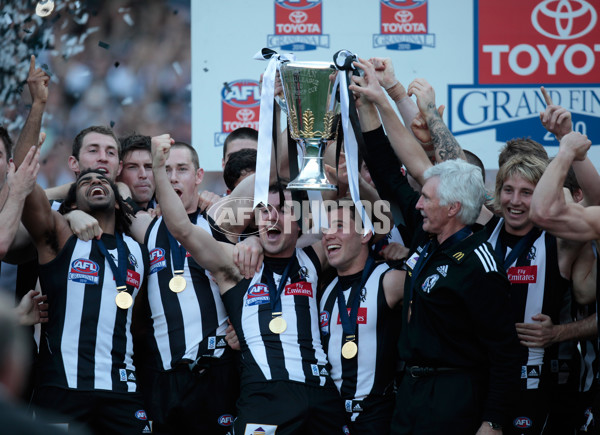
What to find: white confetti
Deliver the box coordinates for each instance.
[172,61,182,76]
[123,13,134,26]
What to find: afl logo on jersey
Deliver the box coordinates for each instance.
[246,284,270,306]
[149,248,167,274]
[69,259,100,285]
[513,417,532,428]
[218,414,233,426]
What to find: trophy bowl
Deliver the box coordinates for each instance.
[279,61,340,191]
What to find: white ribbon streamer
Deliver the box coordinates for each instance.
[253,49,295,209]
[338,70,374,235]
[307,190,328,231]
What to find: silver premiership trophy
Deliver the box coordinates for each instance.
[279,61,340,191]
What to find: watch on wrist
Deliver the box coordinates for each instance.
[487,421,502,430]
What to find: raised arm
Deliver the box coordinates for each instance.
[350,59,431,186]
[14,56,49,167]
[530,132,599,241]
[368,57,418,128]
[0,146,39,260]
[152,134,240,288]
[407,78,465,163]
[539,87,600,206]
[18,147,69,263]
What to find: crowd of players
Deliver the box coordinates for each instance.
[0,53,598,435]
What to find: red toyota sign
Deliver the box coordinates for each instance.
[478,0,600,84]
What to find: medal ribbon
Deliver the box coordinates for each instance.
[336,256,376,342]
[95,234,128,291]
[264,257,296,314]
[494,226,541,271]
[167,211,199,273]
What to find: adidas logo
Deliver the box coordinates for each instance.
[528,368,539,377]
[353,403,363,411]
[436,265,448,277]
[128,373,136,381]
[320,367,329,376]
[217,338,227,348]
[142,425,151,434]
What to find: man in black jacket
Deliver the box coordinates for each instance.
[350,59,521,434]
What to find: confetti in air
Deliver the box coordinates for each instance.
[0,0,99,132]
[35,0,55,18]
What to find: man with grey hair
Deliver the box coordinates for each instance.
[352,58,589,433]
[386,159,520,434]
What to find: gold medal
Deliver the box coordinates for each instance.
[169,272,187,293]
[341,340,358,359]
[269,315,287,334]
[115,290,133,309]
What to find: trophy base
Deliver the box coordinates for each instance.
[288,155,337,191]
[287,180,337,191]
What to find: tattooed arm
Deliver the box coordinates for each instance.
[407,78,465,162]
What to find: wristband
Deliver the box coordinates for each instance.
[385,82,407,102]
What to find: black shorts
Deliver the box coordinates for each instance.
[234,380,347,434]
[142,356,240,434]
[32,386,150,434]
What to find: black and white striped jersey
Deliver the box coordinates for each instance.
[222,247,332,387]
[144,213,229,370]
[38,233,147,393]
[319,263,400,419]
[487,217,570,390]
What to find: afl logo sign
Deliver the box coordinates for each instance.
[219,80,260,135]
[221,80,260,108]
